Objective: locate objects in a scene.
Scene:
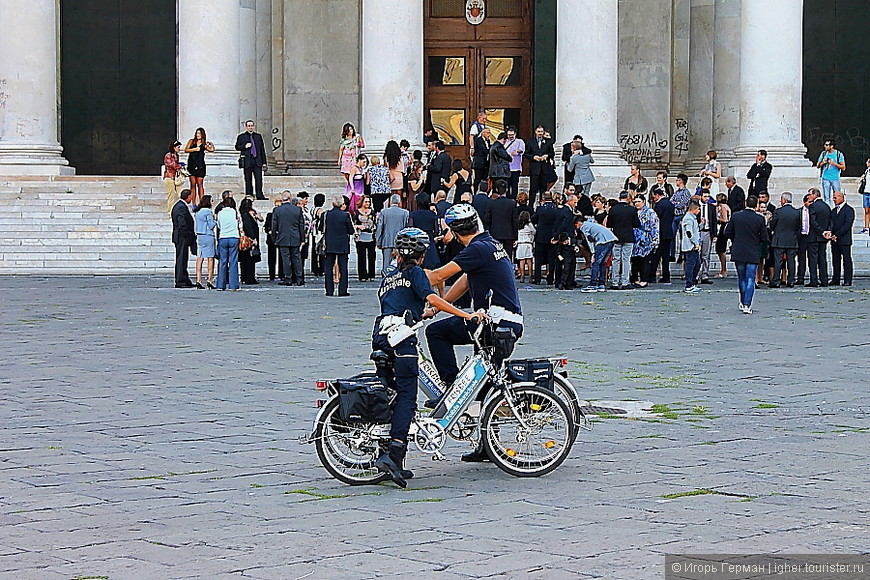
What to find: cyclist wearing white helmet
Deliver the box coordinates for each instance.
[372,227,482,487]
[425,203,524,461]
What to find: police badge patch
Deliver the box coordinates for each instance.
[465,0,485,25]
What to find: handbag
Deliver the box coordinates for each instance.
[251,246,261,263]
[239,235,253,251]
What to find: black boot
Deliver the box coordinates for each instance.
[375,441,408,488]
[461,443,490,463]
[394,442,414,480]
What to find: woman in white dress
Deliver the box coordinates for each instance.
[700,150,722,196]
[515,210,535,283]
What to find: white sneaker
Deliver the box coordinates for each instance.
[684,286,701,294]
[738,303,747,313]
[743,304,753,314]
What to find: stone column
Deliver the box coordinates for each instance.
[556,0,625,174]
[711,0,740,175]
[687,0,715,172]
[178,0,241,176]
[360,0,424,152]
[733,0,813,174]
[239,0,257,126]
[0,0,71,175]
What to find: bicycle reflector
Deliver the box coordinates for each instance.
[315,380,327,391]
[559,358,568,367]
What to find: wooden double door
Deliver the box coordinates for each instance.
[424,0,532,163]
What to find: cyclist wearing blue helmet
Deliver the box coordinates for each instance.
[425,203,523,461]
[372,227,481,487]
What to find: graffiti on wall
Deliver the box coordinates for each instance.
[619,131,669,164]
[673,118,689,157]
[272,127,282,152]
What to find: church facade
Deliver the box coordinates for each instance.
[0,0,866,179]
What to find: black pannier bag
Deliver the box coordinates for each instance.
[337,377,392,423]
[505,359,555,390]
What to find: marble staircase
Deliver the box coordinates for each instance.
[0,175,346,275]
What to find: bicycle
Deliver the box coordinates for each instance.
[302,319,587,485]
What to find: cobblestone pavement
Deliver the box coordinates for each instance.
[2,275,869,579]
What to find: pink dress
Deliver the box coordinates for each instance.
[339,137,361,174]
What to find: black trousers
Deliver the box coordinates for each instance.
[495,238,515,262]
[772,247,797,286]
[278,245,304,284]
[533,242,556,284]
[656,238,674,282]
[174,238,194,285]
[528,172,546,207]
[355,240,376,280]
[324,253,349,295]
[239,251,257,283]
[807,240,829,285]
[472,167,489,192]
[267,242,284,280]
[554,245,577,288]
[830,243,853,285]
[796,234,809,282]
[243,164,264,198]
[508,171,521,199]
[311,244,324,276]
[630,255,656,283]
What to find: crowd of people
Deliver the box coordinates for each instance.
[168,122,865,313]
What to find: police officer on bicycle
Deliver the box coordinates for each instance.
[373,227,483,487]
[425,204,524,462]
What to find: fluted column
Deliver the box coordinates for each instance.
[556,0,625,174]
[733,0,813,174]
[0,0,71,175]
[361,0,424,152]
[178,0,241,176]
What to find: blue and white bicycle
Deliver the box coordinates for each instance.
[304,319,587,485]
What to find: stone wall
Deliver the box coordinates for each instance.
[278,0,361,171]
[617,0,674,170]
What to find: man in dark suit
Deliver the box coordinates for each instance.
[524,125,556,207]
[768,191,801,288]
[272,190,307,286]
[552,194,579,289]
[488,131,512,184]
[607,191,642,289]
[724,195,769,314]
[795,193,812,285]
[725,176,746,212]
[651,188,675,283]
[323,196,355,296]
[806,187,831,287]
[746,149,772,198]
[471,128,491,191]
[829,190,855,286]
[171,188,196,288]
[426,141,451,195]
[471,186,490,219]
[484,180,518,261]
[235,120,267,200]
[531,191,559,284]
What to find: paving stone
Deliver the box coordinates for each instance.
[1,276,867,577]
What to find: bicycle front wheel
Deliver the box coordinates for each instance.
[480,385,574,477]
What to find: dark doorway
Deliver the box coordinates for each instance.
[61,0,176,175]
[803,0,870,176]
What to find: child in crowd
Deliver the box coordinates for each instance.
[681,200,702,293]
[515,210,535,283]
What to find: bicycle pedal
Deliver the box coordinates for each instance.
[431,451,447,461]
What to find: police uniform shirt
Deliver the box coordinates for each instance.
[453,232,522,314]
[378,265,435,320]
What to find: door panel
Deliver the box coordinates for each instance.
[424,1,532,168]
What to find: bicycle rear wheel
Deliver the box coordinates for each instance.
[480,385,574,477]
[314,397,390,486]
